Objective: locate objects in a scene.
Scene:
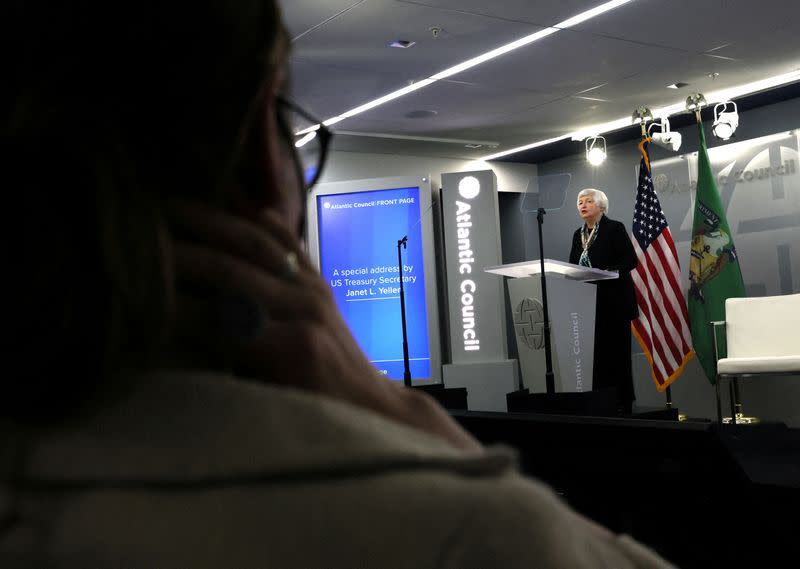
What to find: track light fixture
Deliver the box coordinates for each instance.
[712,101,739,140]
[648,118,682,152]
[585,135,607,166]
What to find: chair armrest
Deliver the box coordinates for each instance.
[710,320,727,368]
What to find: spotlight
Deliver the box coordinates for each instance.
[652,131,682,152]
[685,93,707,111]
[648,118,682,152]
[712,101,739,140]
[585,136,607,166]
[631,105,653,125]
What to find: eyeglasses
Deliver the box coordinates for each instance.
[277,95,333,192]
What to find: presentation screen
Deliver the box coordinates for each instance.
[307,176,441,384]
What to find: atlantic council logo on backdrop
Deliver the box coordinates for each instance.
[458,176,480,199]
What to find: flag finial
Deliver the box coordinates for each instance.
[685,93,707,123]
[632,106,653,138]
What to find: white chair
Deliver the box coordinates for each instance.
[713,293,800,425]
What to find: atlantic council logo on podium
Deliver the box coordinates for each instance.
[514,298,545,351]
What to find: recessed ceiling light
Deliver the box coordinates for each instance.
[404,109,438,119]
[388,40,416,49]
[666,82,689,89]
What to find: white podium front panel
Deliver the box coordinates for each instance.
[506,276,597,393]
[489,260,606,393]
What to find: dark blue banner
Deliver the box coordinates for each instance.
[317,187,431,380]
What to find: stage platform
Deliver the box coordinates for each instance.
[450,409,800,569]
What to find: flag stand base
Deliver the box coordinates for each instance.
[630,406,680,421]
[722,413,761,425]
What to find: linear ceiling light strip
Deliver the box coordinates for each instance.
[314,0,636,129]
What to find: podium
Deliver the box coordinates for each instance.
[485,259,621,415]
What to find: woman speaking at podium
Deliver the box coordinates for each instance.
[569,189,639,415]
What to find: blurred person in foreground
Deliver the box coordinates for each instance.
[569,188,639,415]
[0,2,673,567]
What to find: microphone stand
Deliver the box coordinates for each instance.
[536,207,556,395]
[397,236,412,387]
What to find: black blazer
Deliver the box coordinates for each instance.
[569,214,639,321]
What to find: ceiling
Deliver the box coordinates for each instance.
[279,0,800,162]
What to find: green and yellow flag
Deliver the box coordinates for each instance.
[688,122,746,383]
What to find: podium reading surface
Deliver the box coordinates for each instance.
[484,258,618,281]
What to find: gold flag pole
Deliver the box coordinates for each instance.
[651,120,674,411]
[687,93,758,425]
[632,106,675,413]
[650,115,680,416]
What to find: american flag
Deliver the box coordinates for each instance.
[631,139,694,391]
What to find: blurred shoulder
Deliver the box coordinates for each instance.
[435,471,676,569]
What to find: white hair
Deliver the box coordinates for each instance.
[577,188,609,214]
